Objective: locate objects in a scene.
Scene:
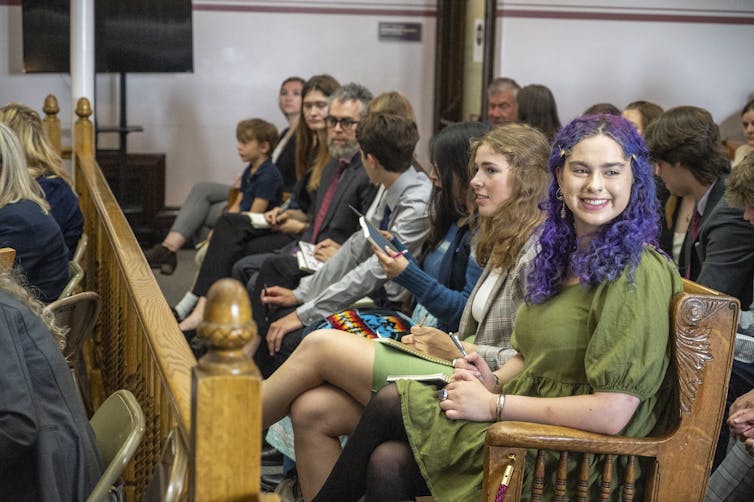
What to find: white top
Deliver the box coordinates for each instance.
[471,268,501,322]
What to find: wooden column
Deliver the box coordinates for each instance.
[42,95,62,155]
[75,98,95,158]
[190,279,262,501]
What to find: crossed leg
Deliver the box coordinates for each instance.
[262,328,375,428]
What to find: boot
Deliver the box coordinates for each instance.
[144,244,177,275]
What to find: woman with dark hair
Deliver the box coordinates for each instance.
[733,98,754,167]
[311,114,682,501]
[517,84,561,141]
[622,100,663,135]
[0,122,68,302]
[271,76,305,192]
[293,74,340,194]
[260,123,551,499]
[377,120,488,330]
[0,270,103,500]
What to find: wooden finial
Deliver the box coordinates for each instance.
[43,94,59,116]
[191,278,262,499]
[198,278,257,351]
[76,97,92,119]
[42,95,62,155]
[74,98,94,157]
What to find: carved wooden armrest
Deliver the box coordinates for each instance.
[484,422,671,501]
[486,421,665,457]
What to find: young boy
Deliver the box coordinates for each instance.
[145,117,282,273]
[228,118,283,214]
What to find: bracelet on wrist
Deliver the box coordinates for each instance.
[496,393,506,421]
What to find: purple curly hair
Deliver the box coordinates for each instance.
[527,114,660,304]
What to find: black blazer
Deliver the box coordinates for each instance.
[680,175,754,306]
[274,129,297,192]
[0,200,69,302]
[301,155,377,245]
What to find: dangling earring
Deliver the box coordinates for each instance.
[556,188,566,219]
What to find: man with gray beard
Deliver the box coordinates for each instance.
[229,83,378,369]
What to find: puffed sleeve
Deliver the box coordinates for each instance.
[585,248,683,399]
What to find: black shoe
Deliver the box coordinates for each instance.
[144,244,177,275]
[261,473,285,492]
[262,444,284,466]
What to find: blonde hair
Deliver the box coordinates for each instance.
[470,124,550,270]
[0,103,72,186]
[0,122,50,211]
[727,152,754,208]
[0,271,67,350]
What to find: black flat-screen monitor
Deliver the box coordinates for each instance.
[22,0,193,73]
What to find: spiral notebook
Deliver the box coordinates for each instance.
[373,338,453,367]
[386,373,451,386]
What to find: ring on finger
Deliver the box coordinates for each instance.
[437,388,448,401]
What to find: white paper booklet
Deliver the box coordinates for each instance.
[296,241,324,273]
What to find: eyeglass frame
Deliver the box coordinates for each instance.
[325,115,360,130]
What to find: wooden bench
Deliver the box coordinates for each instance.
[482,279,739,501]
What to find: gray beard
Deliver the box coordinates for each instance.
[328,141,358,160]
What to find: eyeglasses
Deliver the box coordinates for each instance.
[325,116,359,130]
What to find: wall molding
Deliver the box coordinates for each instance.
[497,2,754,25]
[193,1,436,16]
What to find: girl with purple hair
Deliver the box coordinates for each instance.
[311,114,683,501]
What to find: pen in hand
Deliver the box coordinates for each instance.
[448,332,468,357]
[263,283,270,323]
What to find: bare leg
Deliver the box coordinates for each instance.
[178,296,206,331]
[262,329,375,428]
[291,385,363,500]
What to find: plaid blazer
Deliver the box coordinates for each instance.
[458,233,539,370]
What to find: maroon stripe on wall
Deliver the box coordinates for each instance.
[193,3,436,17]
[0,1,435,16]
[498,8,754,25]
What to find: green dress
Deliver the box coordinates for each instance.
[397,247,683,502]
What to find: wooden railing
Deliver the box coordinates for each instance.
[43,95,272,501]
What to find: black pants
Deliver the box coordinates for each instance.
[192,213,295,297]
[250,254,310,377]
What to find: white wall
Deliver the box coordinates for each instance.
[2,0,753,205]
[0,0,436,205]
[495,0,754,139]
